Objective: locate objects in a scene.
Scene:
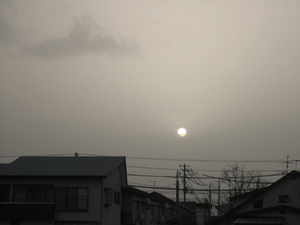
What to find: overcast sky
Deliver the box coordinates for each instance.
[0,0,300,196]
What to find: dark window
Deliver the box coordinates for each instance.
[254,199,263,208]
[26,188,47,202]
[104,188,113,206]
[55,187,88,211]
[136,201,146,213]
[121,212,133,222]
[182,215,188,221]
[66,188,88,211]
[114,191,121,203]
[279,195,289,203]
[0,184,10,202]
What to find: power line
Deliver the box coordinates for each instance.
[130,185,268,192]
[127,156,287,163]
[128,174,175,178]
[127,165,285,173]
[2,154,298,165]
[127,172,283,180]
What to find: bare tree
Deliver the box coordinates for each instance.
[215,163,269,214]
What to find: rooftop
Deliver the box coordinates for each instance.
[0,156,126,177]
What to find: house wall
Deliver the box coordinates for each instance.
[234,174,300,214]
[0,220,54,225]
[177,206,195,225]
[0,176,103,225]
[227,209,300,225]
[53,177,102,223]
[121,190,176,225]
[232,195,252,208]
[102,167,122,225]
[195,207,210,225]
[284,211,300,225]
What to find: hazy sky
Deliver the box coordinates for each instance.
[0,0,300,197]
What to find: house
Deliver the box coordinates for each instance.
[121,186,196,225]
[150,192,196,225]
[180,200,211,225]
[213,170,300,225]
[121,186,175,225]
[0,155,127,225]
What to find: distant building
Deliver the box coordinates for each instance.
[150,192,196,225]
[0,156,127,225]
[180,200,211,225]
[122,186,198,225]
[122,186,174,225]
[213,171,300,225]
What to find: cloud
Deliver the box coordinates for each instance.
[23,17,139,59]
[0,14,21,45]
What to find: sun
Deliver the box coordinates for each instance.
[178,128,186,137]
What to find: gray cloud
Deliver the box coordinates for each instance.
[23,18,139,58]
[0,14,21,45]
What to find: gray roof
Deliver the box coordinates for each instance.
[0,156,126,177]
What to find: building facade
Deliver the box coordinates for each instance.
[214,171,300,225]
[0,156,127,225]
[121,187,175,225]
[121,186,198,225]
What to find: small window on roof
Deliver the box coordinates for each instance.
[279,195,289,203]
[253,199,263,208]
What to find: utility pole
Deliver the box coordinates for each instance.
[209,184,211,206]
[286,156,289,173]
[176,171,179,220]
[218,181,220,216]
[183,164,187,202]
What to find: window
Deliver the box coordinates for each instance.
[0,184,10,202]
[66,188,88,211]
[121,212,133,222]
[114,191,121,204]
[104,188,113,206]
[55,187,88,211]
[279,195,289,203]
[182,215,188,221]
[135,201,146,213]
[26,188,47,202]
[253,199,263,208]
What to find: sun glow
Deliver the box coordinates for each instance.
[178,128,186,137]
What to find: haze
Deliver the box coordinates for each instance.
[1,0,299,183]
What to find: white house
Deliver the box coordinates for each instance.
[0,155,127,225]
[213,170,300,225]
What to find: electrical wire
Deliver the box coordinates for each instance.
[128,166,285,173]
[127,156,287,163]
